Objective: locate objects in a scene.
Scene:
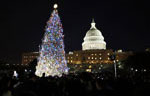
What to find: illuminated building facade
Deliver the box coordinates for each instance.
[66,50,132,73]
[22,52,39,65]
[66,50,113,65]
[22,50,132,72]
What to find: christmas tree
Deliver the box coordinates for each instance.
[35,4,69,77]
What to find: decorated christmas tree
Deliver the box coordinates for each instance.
[35,4,69,77]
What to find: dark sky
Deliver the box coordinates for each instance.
[0,0,150,63]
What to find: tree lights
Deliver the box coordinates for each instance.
[35,4,69,77]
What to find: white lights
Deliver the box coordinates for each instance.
[131,68,134,71]
[65,69,68,73]
[89,65,92,68]
[69,52,73,54]
[117,50,123,52]
[25,69,27,72]
[107,53,110,55]
[118,65,122,68]
[130,68,148,72]
[54,4,58,9]
[86,69,91,72]
[13,71,18,78]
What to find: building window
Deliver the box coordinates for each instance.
[86,69,91,72]
[95,54,97,56]
[71,60,73,63]
[100,57,102,60]
[92,57,94,59]
[91,54,94,56]
[88,57,90,59]
[67,60,69,63]
[69,52,73,54]
[76,54,78,56]
[89,65,92,68]
[108,57,110,60]
[107,53,110,55]
[95,57,97,60]
[99,53,102,56]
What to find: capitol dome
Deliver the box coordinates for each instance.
[82,19,106,50]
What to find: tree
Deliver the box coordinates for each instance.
[35,4,69,77]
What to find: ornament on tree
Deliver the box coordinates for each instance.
[35,4,69,77]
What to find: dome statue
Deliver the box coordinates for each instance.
[82,19,106,50]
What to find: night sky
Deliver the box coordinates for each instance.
[0,0,150,63]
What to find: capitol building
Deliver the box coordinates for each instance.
[82,19,106,50]
[65,19,132,73]
[22,19,132,73]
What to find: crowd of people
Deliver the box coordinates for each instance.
[0,71,150,96]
